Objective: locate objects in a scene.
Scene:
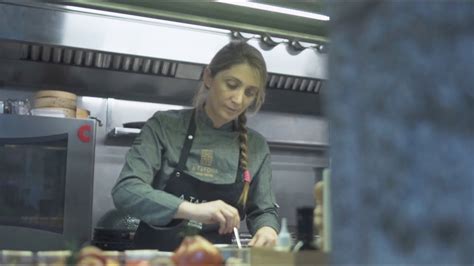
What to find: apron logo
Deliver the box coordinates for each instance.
[191,164,218,178]
[200,149,213,167]
[192,149,218,178]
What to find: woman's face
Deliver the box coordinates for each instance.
[204,63,262,128]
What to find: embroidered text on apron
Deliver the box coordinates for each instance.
[133,110,245,251]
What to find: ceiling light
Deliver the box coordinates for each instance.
[216,0,330,21]
[62,5,231,33]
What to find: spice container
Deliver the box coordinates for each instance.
[0,250,34,265]
[10,99,30,115]
[36,250,72,266]
[125,249,160,266]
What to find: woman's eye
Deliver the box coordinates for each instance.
[226,81,238,89]
[245,89,257,97]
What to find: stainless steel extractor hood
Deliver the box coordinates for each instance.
[0,1,328,115]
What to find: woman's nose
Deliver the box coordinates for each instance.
[231,90,245,105]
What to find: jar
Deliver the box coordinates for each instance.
[36,250,72,266]
[9,99,31,115]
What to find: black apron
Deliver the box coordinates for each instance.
[133,110,245,251]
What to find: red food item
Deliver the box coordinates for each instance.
[171,235,223,266]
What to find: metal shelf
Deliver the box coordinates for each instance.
[108,127,140,137]
[107,127,328,151]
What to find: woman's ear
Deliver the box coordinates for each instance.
[203,67,212,89]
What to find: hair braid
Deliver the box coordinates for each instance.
[237,113,250,208]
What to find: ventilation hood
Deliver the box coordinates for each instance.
[0,1,328,115]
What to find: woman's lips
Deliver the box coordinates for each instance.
[226,107,239,113]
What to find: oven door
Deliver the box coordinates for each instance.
[0,114,96,250]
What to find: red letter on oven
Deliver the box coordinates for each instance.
[78,124,92,143]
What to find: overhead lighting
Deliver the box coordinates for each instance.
[216,0,330,21]
[62,5,231,33]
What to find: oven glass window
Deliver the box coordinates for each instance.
[0,134,68,233]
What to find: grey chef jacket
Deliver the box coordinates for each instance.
[112,108,280,235]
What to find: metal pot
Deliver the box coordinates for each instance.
[93,209,140,250]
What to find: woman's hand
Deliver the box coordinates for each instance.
[175,200,240,235]
[248,226,278,247]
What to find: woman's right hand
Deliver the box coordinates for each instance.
[175,200,240,235]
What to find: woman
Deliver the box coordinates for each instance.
[112,41,279,251]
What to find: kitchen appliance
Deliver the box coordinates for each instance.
[0,114,96,250]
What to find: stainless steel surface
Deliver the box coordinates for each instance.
[20,43,29,59]
[30,44,40,60]
[94,52,103,68]
[102,53,111,68]
[131,57,141,72]
[105,98,328,149]
[142,58,151,73]
[112,54,121,70]
[105,98,187,133]
[122,56,131,71]
[152,60,161,74]
[74,50,83,65]
[0,38,324,115]
[108,127,140,137]
[248,112,329,149]
[52,46,62,63]
[63,48,73,64]
[84,51,93,66]
[40,45,51,62]
[161,61,170,76]
[0,113,96,250]
[0,2,327,80]
[175,63,203,80]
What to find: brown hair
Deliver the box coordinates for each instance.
[192,41,268,207]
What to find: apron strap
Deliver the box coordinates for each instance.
[176,109,197,172]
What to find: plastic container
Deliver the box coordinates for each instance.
[275,217,292,251]
[0,250,34,265]
[36,250,72,266]
[125,249,160,266]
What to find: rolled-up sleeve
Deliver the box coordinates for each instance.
[111,116,184,226]
[245,150,280,235]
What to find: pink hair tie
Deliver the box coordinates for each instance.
[243,170,251,183]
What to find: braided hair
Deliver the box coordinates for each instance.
[192,41,268,208]
[236,113,251,206]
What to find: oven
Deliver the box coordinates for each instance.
[0,114,96,250]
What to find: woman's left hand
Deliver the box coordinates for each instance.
[248,226,278,247]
